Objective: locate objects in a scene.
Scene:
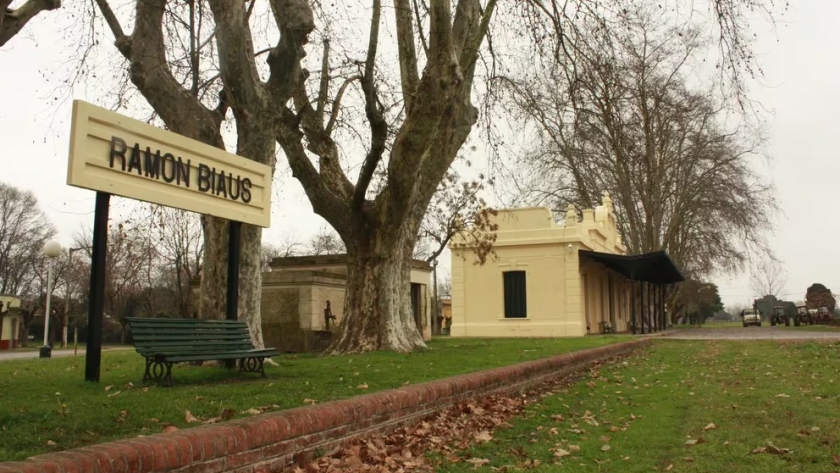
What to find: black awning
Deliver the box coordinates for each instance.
[579,250,684,284]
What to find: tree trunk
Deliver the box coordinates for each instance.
[239,223,265,348]
[326,239,426,354]
[198,214,266,348]
[199,215,228,320]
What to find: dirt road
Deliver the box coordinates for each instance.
[663,327,840,340]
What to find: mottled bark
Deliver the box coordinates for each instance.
[326,229,425,354]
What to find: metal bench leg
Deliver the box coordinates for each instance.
[239,357,267,378]
[149,360,175,387]
[143,358,154,381]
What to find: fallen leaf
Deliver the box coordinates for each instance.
[665,464,674,471]
[599,435,611,442]
[703,423,717,430]
[601,445,611,452]
[774,393,790,398]
[107,391,121,398]
[185,410,199,423]
[474,430,493,443]
[685,439,698,446]
[162,425,179,434]
[811,426,821,432]
[553,448,571,458]
[568,445,581,452]
[303,398,317,405]
[245,408,262,415]
[220,408,235,419]
[357,383,369,390]
[465,458,490,467]
[104,385,113,391]
[46,440,57,446]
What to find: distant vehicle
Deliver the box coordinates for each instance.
[815,307,832,325]
[795,305,811,326]
[770,305,790,326]
[741,308,762,327]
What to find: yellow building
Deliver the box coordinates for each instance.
[0,295,22,350]
[450,193,683,337]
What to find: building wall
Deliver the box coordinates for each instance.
[0,295,22,350]
[190,255,434,351]
[450,193,629,338]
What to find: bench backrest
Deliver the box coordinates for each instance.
[125,317,254,356]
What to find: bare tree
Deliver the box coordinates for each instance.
[82,0,780,353]
[0,0,61,48]
[307,227,345,256]
[0,182,56,296]
[415,165,498,265]
[261,231,302,271]
[505,6,778,279]
[148,205,204,317]
[750,256,787,298]
[73,222,155,342]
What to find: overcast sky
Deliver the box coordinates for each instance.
[0,1,836,310]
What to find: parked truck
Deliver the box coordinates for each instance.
[770,305,790,326]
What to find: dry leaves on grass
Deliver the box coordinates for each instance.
[295,356,625,473]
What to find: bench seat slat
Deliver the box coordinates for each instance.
[129,325,245,331]
[132,331,251,341]
[136,345,255,354]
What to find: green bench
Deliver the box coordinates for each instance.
[125,317,280,386]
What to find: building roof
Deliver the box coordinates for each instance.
[579,250,685,284]
[270,254,433,271]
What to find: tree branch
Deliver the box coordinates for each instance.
[0,0,60,48]
[394,0,420,113]
[91,0,130,56]
[326,74,362,136]
[354,0,388,212]
[316,39,331,122]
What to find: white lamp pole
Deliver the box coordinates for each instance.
[41,240,63,359]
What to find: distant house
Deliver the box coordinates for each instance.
[193,254,433,352]
[449,193,683,337]
[0,295,22,350]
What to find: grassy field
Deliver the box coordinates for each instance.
[0,335,631,462]
[438,339,840,472]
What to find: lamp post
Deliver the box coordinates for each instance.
[432,259,439,336]
[40,240,63,359]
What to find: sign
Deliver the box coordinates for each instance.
[67,100,272,227]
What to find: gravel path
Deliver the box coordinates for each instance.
[662,327,840,340]
[0,346,131,361]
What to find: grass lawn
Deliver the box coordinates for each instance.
[438,339,840,472]
[0,335,631,462]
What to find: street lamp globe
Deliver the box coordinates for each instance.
[44,240,63,258]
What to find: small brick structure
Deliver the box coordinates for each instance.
[0,338,651,473]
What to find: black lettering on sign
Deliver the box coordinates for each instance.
[177,157,191,187]
[109,136,127,171]
[127,143,142,175]
[107,137,257,207]
[143,148,161,179]
[198,164,211,192]
[216,170,228,198]
[228,174,241,200]
[162,153,176,183]
[241,178,252,203]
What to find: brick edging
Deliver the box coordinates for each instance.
[0,338,651,473]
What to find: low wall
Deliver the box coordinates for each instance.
[0,338,651,473]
